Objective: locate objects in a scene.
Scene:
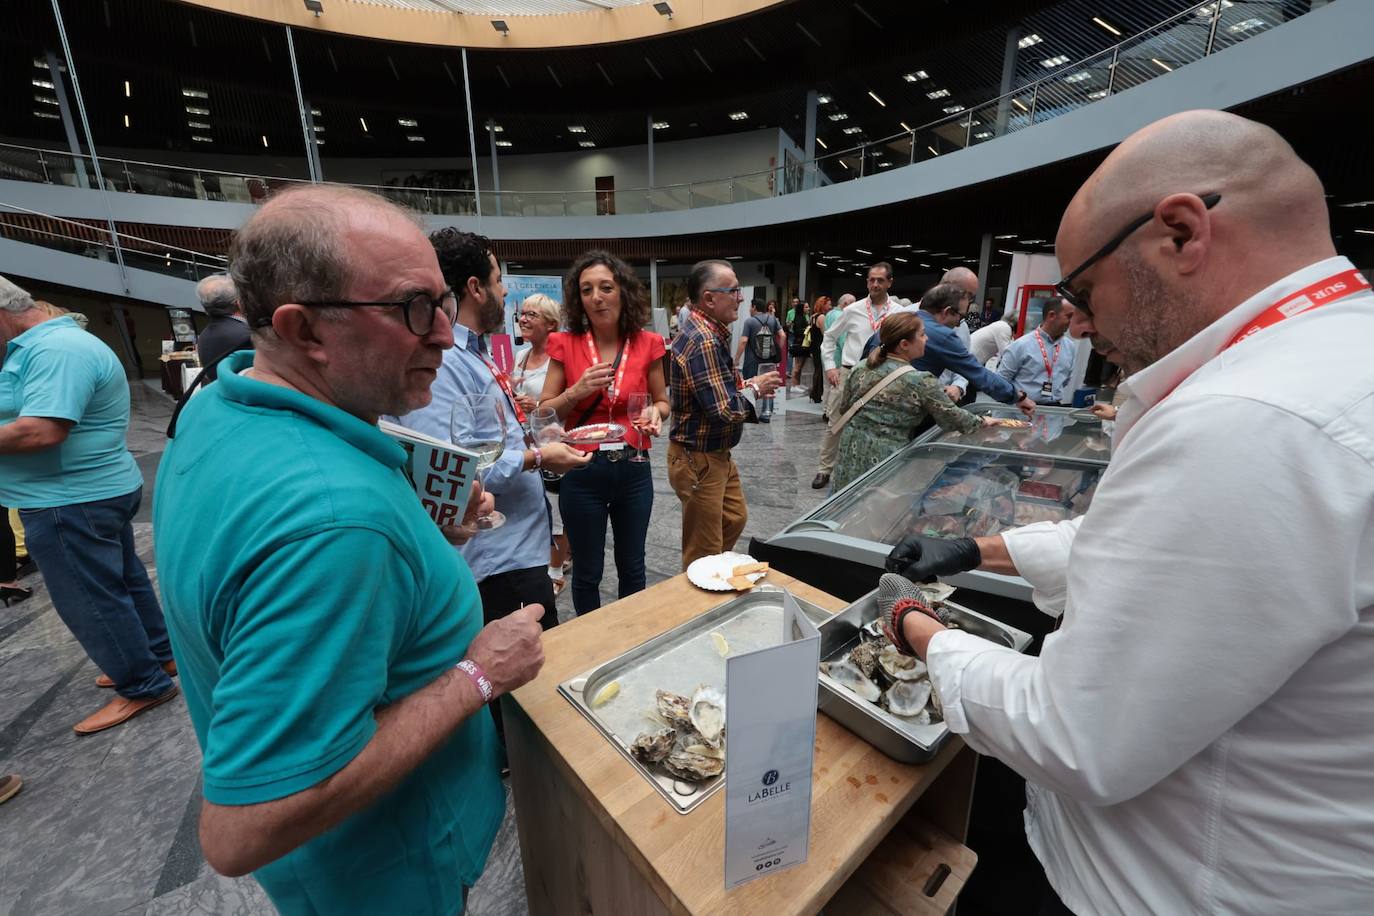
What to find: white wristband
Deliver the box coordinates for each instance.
[455,659,494,703]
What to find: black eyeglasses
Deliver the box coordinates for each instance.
[706,286,743,297]
[1056,192,1221,316]
[260,289,458,335]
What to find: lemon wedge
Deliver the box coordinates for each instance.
[710,632,730,657]
[591,681,620,707]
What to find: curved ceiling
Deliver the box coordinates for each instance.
[174,0,784,49]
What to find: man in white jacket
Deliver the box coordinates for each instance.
[885,110,1374,914]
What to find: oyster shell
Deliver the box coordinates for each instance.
[690,684,726,748]
[663,748,724,782]
[820,659,882,703]
[630,728,676,765]
[848,640,882,679]
[878,645,928,682]
[655,690,693,729]
[883,678,933,719]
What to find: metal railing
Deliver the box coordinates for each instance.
[0,200,227,282]
[0,0,1305,219]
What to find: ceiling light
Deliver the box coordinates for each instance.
[653,2,673,17]
[1196,1,1233,16]
[261,135,269,148]
[123,114,130,128]
[1151,57,1173,72]
[839,160,849,170]
[902,70,928,82]
[995,234,1017,239]
[185,105,209,115]
[1063,72,1090,83]
[310,108,322,118]
[397,118,419,127]
[828,113,849,121]
[927,146,938,156]
[406,135,425,142]
[1088,90,1108,99]
[815,138,828,149]
[817,94,832,104]
[124,80,131,97]
[34,95,58,106]
[920,262,932,267]
[32,79,54,90]
[487,124,504,132]
[892,256,907,262]
[359,117,369,132]
[1041,55,1070,68]
[856,248,872,255]
[190,134,212,142]
[868,91,886,107]
[975,131,993,139]
[1355,228,1374,235]
[314,139,325,147]
[491,20,510,34]
[1022,239,1044,244]
[187,120,211,129]
[927,88,950,99]
[900,121,912,132]
[728,111,748,120]
[725,255,742,260]
[568,125,587,133]
[653,121,669,129]
[891,244,911,249]
[842,127,862,135]
[1338,201,1374,208]
[1012,98,1029,112]
[942,105,965,114]
[33,58,49,69]
[495,140,512,148]
[182,88,208,99]
[312,125,325,133]
[1092,17,1121,36]
[578,141,595,148]
[878,162,892,169]
[1229,18,1265,32]
[1018,33,1043,49]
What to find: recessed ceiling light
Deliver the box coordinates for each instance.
[568,125,587,133]
[1355,228,1374,235]
[124,80,131,97]
[839,160,849,170]
[1041,55,1070,68]
[1228,18,1265,33]
[1012,98,1029,112]
[900,121,912,132]
[187,121,211,130]
[828,113,849,121]
[1151,57,1173,72]
[856,248,872,255]
[32,79,54,90]
[495,140,512,147]
[878,162,892,169]
[1018,33,1043,49]
[185,105,209,116]
[943,105,965,114]
[816,138,828,149]
[1195,1,1233,17]
[728,111,748,120]
[181,88,208,99]
[34,95,58,106]
[725,255,742,260]
[359,117,369,132]
[653,121,669,129]
[123,114,130,127]
[312,125,325,133]
[927,88,950,99]
[487,124,504,132]
[927,146,939,156]
[817,94,831,104]
[1088,90,1107,100]
[190,134,212,142]
[261,135,269,148]
[902,70,929,82]
[920,262,932,267]
[406,135,425,142]
[995,234,1017,239]
[578,141,595,148]
[1063,72,1090,83]
[842,126,862,135]
[398,118,419,127]
[893,256,908,262]
[868,91,886,107]
[1092,16,1122,36]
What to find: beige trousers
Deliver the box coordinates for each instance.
[667,441,748,569]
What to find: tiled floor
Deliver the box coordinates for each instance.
[0,377,833,915]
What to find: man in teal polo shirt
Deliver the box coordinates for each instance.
[153,186,546,914]
[0,275,179,735]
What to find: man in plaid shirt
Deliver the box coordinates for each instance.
[667,260,781,568]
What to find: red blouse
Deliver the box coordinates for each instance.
[547,329,666,451]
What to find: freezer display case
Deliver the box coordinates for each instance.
[756,405,1109,603]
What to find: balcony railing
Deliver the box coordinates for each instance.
[0,0,1310,219]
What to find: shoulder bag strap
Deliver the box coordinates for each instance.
[829,364,916,435]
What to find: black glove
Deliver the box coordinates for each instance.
[885,536,982,583]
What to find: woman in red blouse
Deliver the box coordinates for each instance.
[539,251,669,615]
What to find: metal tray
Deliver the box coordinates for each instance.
[816,589,1033,764]
[559,586,835,814]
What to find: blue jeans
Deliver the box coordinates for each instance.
[21,487,175,699]
[559,455,653,615]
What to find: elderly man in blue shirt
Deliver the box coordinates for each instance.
[997,297,1078,405]
[0,274,178,736]
[912,284,1036,417]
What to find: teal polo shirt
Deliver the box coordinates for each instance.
[0,315,142,508]
[153,351,503,916]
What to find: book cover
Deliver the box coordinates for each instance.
[379,420,481,530]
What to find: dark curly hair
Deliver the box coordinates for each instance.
[429,227,496,298]
[561,250,650,337]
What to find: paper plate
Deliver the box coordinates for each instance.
[563,422,627,446]
[686,552,768,592]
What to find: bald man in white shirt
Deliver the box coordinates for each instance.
[884,110,1374,915]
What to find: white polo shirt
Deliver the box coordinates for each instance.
[930,256,1374,914]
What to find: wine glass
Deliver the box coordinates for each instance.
[627,393,654,463]
[450,393,507,530]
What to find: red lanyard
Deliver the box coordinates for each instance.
[1223,268,1369,351]
[865,299,889,333]
[582,332,630,409]
[476,350,528,427]
[1034,328,1063,379]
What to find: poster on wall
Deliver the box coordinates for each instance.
[503,275,564,343]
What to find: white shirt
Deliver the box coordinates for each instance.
[970,321,1014,366]
[929,257,1374,915]
[820,296,893,371]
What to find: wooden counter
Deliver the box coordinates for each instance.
[506,572,978,916]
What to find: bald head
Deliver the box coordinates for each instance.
[1055,110,1335,369]
[940,266,979,297]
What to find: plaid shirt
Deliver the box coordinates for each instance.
[669,307,749,452]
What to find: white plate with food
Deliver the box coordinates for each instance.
[563,422,627,446]
[686,552,770,592]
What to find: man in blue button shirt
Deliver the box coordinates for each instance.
[0,275,179,736]
[997,297,1078,405]
[912,284,1036,418]
[154,187,548,914]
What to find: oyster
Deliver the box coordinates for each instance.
[883,678,933,719]
[878,645,928,682]
[655,690,693,729]
[630,728,676,765]
[820,659,882,703]
[663,747,724,782]
[689,684,726,748]
[928,685,944,723]
[848,640,882,679]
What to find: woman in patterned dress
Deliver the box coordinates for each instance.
[831,312,992,490]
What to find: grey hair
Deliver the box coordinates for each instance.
[228,185,421,333]
[196,273,240,319]
[0,275,38,314]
